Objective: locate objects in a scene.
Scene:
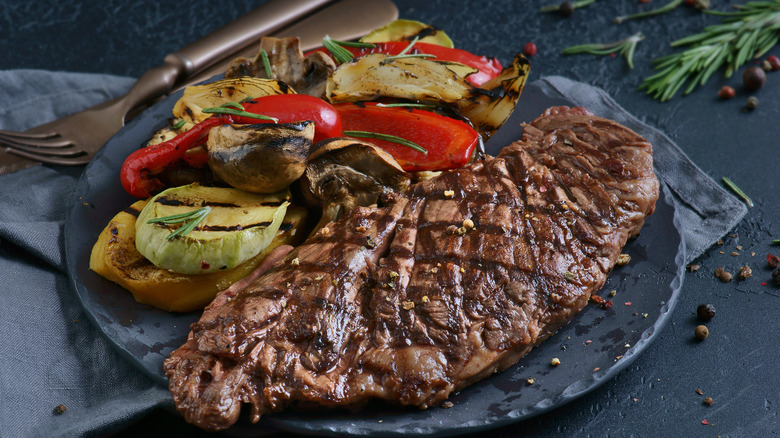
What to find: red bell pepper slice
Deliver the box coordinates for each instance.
[335,102,479,172]
[310,41,502,86]
[120,94,342,199]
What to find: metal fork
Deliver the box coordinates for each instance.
[0,0,334,168]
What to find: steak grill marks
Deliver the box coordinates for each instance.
[164,107,659,431]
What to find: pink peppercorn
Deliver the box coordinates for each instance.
[524,42,537,57]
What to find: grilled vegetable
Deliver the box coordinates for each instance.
[90,199,307,312]
[207,121,315,194]
[359,19,455,48]
[135,184,289,275]
[335,102,478,171]
[173,77,294,126]
[302,137,410,230]
[326,52,530,140]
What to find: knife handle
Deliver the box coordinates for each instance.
[117,0,334,120]
[165,0,333,76]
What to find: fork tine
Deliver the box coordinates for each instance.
[2,140,86,158]
[5,147,92,166]
[0,131,72,148]
[0,129,59,139]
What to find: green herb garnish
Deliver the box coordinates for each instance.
[562,32,645,69]
[202,106,278,122]
[722,177,753,207]
[376,102,437,109]
[343,130,428,155]
[615,0,684,24]
[640,1,780,101]
[259,49,272,78]
[329,39,376,48]
[322,35,355,64]
[148,206,212,240]
[540,0,597,13]
[220,101,245,111]
[172,119,186,130]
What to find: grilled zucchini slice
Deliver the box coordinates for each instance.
[135,184,289,275]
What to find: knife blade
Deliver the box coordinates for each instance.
[1,0,338,176]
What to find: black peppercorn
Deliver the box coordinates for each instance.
[559,1,575,16]
[697,304,716,321]
[768,254,780,268]
[743,67,766,91]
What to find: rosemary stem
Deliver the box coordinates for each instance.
[615,0,684,24]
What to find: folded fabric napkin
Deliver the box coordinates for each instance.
[0,70,746,438]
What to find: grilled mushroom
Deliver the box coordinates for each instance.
[207,121,314,194]
[301,137,411,230]
[225,36,336,99]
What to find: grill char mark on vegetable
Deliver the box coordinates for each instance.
[164,106,659,431]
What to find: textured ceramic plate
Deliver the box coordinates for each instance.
[64,83,685,437]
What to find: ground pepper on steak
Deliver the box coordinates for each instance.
[164,106,659,431]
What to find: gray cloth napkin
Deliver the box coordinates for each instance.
[0,70,746,438]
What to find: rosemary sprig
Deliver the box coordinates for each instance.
[562,32,645,68]
[615,0,684,24]
[148,206,212,240]
[772,239,780,244]
[202,106,279,122]
[259,49,272,78]
[343,130,428,155]
[540,0,597,13]
[640,1,780,101]
[722,177,753,207]
[172,119,186,130]
[376,102,437,109]
[322,35,356,64]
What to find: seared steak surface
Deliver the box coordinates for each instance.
[164,106,660,431]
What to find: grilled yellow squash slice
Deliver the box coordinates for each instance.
[90,199,307,313]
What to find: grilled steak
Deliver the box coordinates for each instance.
[164,106,659,431]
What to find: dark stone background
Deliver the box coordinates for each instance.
[1,0,777,436]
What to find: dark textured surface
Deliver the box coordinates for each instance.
[3,0,779,436]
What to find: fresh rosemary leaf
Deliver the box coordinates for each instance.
[172,119,186,130]
[614,0,684,24]
[149,206,212,240]
[329,39,376,48]
[260,49,272,78]
[562,32,644,69]
[343,130,428,155]
[202,106,278,122]
[722,177,753,207]
[322,35,354,64]
[541,0,597,13]
[376,102,437,109]
[220,101,245,111]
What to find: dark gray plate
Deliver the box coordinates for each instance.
[64,82,685,437]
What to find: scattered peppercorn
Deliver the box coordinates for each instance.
[714,267,733,282]
[746,96,759,110]
[55,404,67,414]
[694,325,709,340]
[524,42,538,57]
[767,253,780,268]
[717,85,735,99]
[743,67,766,91]
[559,1,575,16]
[697,304,716,321]
[738,265,752,279]
[703,397,714,406]
[766,55,780,71]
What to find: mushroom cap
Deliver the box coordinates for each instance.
[207,121,314,194]
[301,137,411,228]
